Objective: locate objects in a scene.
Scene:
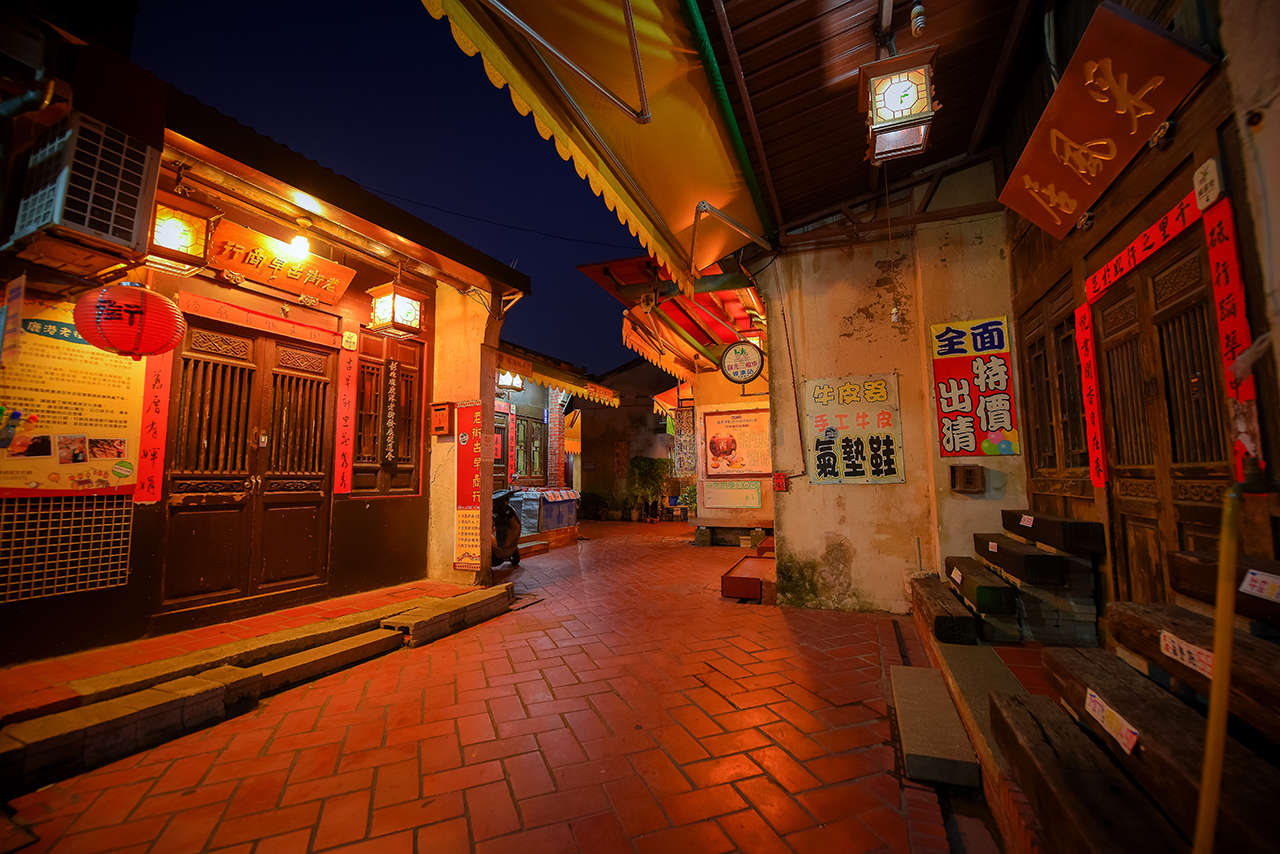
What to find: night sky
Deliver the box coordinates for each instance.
[129,0,641,375]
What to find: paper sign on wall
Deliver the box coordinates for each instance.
[704,409,770,477]
[802,373,905,485]
[930,316,1019,456]
[453,402,483,572]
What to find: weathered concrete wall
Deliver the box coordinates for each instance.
[760,240,932,613]
[428,286,499,585]
[692,369,773,523]
[915,213,1027,571]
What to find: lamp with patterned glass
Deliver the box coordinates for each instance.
[147,190,221,276]
[367,278,423,339]
[858,46,940,165]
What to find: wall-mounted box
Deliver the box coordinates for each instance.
[430,402,454,436]
[950,464,985,494]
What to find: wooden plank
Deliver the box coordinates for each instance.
[1108,602,1280,739]
[989,693,1188,854]
[1000,509,1106,556]
[946,556,1018,616]
[1044,648,1280,854]
[910,577,977,645]
[973,533,1082,586]
[1168,550,1280,627]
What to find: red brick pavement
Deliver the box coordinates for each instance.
[8,521,948,853]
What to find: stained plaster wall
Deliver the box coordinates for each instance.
[914,212,1027,571]
[427,286,500,585]
[692,370,773,523]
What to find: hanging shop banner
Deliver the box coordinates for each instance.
[673,407,696,478]
[1202,198,1256,402]
[333,346,357,495]
[704,409,771,477]
[1,276,25,369]
[930,317,1020,456]
[998,2,1214,239]
[134,350,173,503]
[1085,191,1201,303]
[1074,304,1109,488]
[802,373,905,485]
[383,359,401,464]
[0,298,144,497]
[207,220,356,306]
[453,401,483,572]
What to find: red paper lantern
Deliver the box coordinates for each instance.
[73,281,186,361]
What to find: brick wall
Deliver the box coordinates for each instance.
[547,389,566,488]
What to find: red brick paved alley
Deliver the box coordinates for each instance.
[9,521,947,854]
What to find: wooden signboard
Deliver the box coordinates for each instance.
[998,2,1214,239]
[207,220,356,306]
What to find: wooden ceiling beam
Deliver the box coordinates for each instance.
[968,0,1036,154]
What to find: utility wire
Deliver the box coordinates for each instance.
[360,183,643,251]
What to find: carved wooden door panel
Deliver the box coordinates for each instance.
[1097,228,1231,603]
[493,413,508,492]
[160,322,332,611]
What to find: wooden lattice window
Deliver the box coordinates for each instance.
[352,334,422,494]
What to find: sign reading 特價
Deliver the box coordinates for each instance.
[930,317,1019,457]
[802,373,905,485]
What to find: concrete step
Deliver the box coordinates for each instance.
[381,585,515,647]
[259,629,403,695]
[519,540,550,557]
[891,665,980,787]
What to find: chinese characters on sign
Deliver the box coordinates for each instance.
[1159,629,1213,678]
[930,317,1019,457]
[703,409,771,477]
[802,373,905,485]
[178,293,341,347]
[206,220,356,306]
[333,346,357,495]
[135,350,172,503]
[998,3,1213,239]
[1074,304,1108,487]
[453,402,483,572]
[383,360,400,465]
[0,299,144,497]
[720,341,765,385]
[673,408,695,478]
[1084,688,1140,754]
[1240,569,1280,604]
[1201,199,1256,402]
[1085,191,1201,303]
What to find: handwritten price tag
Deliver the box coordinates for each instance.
[951,568,962,585]
[1239,569,1280,604]
[1020,514,1034,527]
[988,542,998,553]
[1085,689,1139,754]
[1160,630,1214,678]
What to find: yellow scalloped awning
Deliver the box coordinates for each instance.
[420,0,765,294]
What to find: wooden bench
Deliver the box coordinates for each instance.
[1044,647,1280,854]
[910,577,976,645]
[945,556,1017,615]
[973,533,1087,586]
[990,693,1186,854]
[1168,550,1280,627]
[1109,602,1280,738]
[1000,509,1106,556]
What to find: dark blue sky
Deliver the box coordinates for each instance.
[130,0,640,375]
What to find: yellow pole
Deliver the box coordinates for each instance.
[1191,482,1243,854]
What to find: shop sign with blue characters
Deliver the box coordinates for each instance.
[802,372,905,485]
[929,316,1020,457]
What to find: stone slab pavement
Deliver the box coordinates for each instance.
[8,521,948,854]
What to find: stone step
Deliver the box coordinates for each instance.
[1168,550,1280,627]
[381,585,514,647]
[973,533,1088,586]
[891,665,980,787]
[259,629,404,695]
[520,540,550,556]
[1000,510,1106,556]
[945,556,1018,615]
[990,693,1186,854]
[910,577,976,645]
[1044,647,1280,854]
[1109,602,1280,740]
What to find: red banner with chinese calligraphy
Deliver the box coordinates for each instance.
[134,349,172,503]
[178,293,341,347]
[999,3,1213,239]
[333,348,357,494]
[1074,304,1108,488]
[453,402,484,572]
[1202,199,1256,402]
[207,220,356,306]
[929,317,1019,457]
[1086,191,1202,303]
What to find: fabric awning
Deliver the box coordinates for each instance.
[564,409,581,454]
[652,381,693,417]
[421,0,768,294]
[496,349,620,407]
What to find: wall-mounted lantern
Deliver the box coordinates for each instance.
[859,46,940,165]
[367,278,422,339]
[146,190,221,276]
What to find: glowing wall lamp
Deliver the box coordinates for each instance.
[147,190,221,276]
[367,278,423,339]
[858,46,940,165]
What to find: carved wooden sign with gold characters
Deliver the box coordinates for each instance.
[998,2,1214,239]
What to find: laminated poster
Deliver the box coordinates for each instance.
[802,373,905,485]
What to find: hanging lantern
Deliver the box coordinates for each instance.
[367,279,423,339]
[73,281,186,361]
[146,190,221,277]
[858,45,940,165]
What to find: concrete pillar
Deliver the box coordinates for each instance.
[427,285,503,586]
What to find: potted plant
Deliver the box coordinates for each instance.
[628,456,672,522]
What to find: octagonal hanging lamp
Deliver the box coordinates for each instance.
[367,264,423,339]
[858,45,941,165]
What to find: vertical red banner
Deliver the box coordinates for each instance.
[1202,199,1256,402]
[333,347,357,494]
[1074,304,1108,488]
[134,350,173,504]
[454,402,483,571]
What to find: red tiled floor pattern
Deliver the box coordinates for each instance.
[990,644,1061,702]
[0,580,478,723]
[9,521,947,853]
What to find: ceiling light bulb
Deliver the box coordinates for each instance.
[290,235,310,258]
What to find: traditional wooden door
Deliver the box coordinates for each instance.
[1095,227,1232,602]
[493,412,509,492]
[160,321,334,610]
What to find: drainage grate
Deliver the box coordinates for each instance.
[0,495,132,602]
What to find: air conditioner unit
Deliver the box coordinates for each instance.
[7,112,160,270]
